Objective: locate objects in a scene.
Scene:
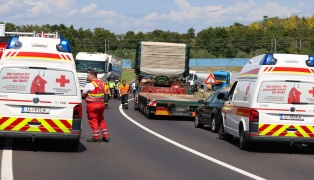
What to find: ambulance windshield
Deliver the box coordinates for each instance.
[0,67,77,96]
[257,81,314,104]
[75,60,106,73]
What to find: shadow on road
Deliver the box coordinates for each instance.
[148,116,195,121]
[8,138,87,153]
[222,137,314,155]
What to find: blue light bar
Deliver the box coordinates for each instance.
[260,53,277,65]
[306,55,314,67]
[6,36,22,49]
[56,33,72,53]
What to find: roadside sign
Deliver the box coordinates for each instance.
[204,74,217,84]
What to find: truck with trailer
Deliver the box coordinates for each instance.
[134,41,200,119]
[75,52,122,90]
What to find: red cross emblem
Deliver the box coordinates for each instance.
[309,87,314,97]
[56,75,70,87]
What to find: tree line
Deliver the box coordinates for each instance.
[2,15,314,61]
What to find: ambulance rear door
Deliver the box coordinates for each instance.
[0,66,81,134]
[255,79,314,137]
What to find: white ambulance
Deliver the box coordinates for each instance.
[0,33,82,151]
[220,53,314,150]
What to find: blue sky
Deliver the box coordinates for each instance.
[0,0,313,34]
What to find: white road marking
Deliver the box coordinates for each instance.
[120,103,265,180]
[1,138,14,180]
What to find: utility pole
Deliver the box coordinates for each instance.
[274,38,276,53]
[105,40,107,53]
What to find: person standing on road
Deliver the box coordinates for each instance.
[108,78,115,100]
[82,71,110,142]
[100,77,111,109]
[115,80,121,100]
[131,81,136,98]
[119,80,130,109]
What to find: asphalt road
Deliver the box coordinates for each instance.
[1,95,314,180]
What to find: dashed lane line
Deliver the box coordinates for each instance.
[1,138,13,180]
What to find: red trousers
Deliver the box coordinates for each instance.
[86,102,109,140]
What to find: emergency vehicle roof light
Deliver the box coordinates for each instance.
[56,34,72,53]
[6,36,22,49]
[260,53,277,65]
[306,55,314,67]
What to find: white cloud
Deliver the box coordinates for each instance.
[69,3,97,16]
[0,0,311,34]
[0,0,22,15]
[244,1,301,21]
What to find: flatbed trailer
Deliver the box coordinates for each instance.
[134,41,200,119]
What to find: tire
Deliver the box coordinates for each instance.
[66,139,80,151]
[239,130,251,150]
[194,114,204,128]
[218,124,232,140]
[134,101,139,110]
[211,116,219,133]
[140,103,145,115]
[146,107,153,119]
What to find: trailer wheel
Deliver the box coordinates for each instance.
[134,101,139,110]
[146,107,154,119]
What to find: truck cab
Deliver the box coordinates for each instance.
[212,70,230,90]
[188,71,198,92]
[75,52,122,90]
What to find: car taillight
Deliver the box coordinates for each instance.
[73,104,82,119]
[249,108,259,122]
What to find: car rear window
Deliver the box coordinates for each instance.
[0,67,77,96]
[257,81,314,104]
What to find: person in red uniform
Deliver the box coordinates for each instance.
[82,71,110,142]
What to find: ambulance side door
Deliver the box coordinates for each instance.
[223,81,238,135]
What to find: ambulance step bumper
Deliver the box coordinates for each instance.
[244,131,314,143]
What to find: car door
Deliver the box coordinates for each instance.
[202,92,217,123]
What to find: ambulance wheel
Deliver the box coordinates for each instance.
[194,115,204,128]
[218,124,232,140]
[239,129,251,150]
[66,139,80,151]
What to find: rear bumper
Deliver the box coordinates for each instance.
[154,109,196,117]
[244,131,314,143]
[0,130,81,140]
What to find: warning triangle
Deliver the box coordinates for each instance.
[204,74,217,84]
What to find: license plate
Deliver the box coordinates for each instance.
[280,114,304,121]
[21,106,50,114]
[175,107,186,112]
